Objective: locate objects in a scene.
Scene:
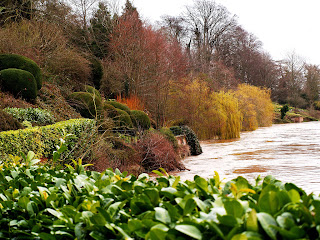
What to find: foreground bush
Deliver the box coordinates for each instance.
[0,155,318,239]
[0,53,42,89]
[0,68,38,100]
[4,107,55,125]
[0,118,96,159]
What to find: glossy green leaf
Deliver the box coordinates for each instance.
[175,224,202,240]
[155,207,171,224]
[246,209,258,232]
[224,199,244,218]
[146,224,169,240]
[257,212,278,240]
[184,198,197,215]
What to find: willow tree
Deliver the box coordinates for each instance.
[234,84,274,131]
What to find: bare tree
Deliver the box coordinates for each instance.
[183,0,237,72]
[69,0,98,29]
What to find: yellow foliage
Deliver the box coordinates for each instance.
[234,84,274,131]
[166,79,241,140]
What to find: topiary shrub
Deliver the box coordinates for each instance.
[0,110,24,131]
[0,68,38,100]
[84,85,101,100]
[89,58,103,89]
[0,54,42,90]
[107,101,130,113]
[169,126,184,136]
[113,109,133,128]
[68,92,102,119]
[170,125,202,156]
[103,103,118,118]
[130,110,151,131]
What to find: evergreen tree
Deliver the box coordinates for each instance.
[89,2,113,58]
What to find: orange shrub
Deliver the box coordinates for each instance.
[116,94,145,111]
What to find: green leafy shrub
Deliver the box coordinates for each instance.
[0,158,318,240]
[0,54,42,89]
[103,103,118,118]
[84,85,101,100]
[107,100,130,113]
[0,118,96,159]
[281,104,290,119]
[130,110,151,131]
[0,110,24,131]
[113,109,133,128]
[4,107,54,125]
[169,125,183,136]
[89,57,103,89]
[159,127,178,149]
[170,125,202,155]
[0,68,38,100]
[68,92,103,119]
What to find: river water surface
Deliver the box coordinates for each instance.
[173,121,320,195]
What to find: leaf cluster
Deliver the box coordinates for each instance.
[0,157,318,239]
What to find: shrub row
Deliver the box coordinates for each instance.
[0,118,96,159]
[4,107,55,125]
[0,159,318,239]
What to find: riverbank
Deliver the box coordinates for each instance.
[273,103,320,124]
[171,121,320,195]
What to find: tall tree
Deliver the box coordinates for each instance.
[89,2,114,58]
[183,0,237,73]
[304,64,320,103]
[277,52,306,107]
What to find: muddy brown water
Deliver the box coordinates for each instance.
[172,121,320,195]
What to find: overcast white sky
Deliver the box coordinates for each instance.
[122,0,320,65]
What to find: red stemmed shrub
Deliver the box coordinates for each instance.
[134,132,185,172]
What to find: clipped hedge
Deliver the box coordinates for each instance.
[4,107,55,125]
[113,109,133,128]
[103,103,118,118]
[0,54,42,89]
[107,100,130,113]
[0,118,96,159]
[170,125,202,155]
[0,68,38,100]
[84,85,101,100]
[68,92,102,119]
[130,110,151,131]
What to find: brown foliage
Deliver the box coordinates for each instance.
[103,11,188,125]
[0,19,91,87]
[0,110,24,132]
[134,132,185,172]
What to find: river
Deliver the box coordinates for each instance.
[173,121,320,195]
